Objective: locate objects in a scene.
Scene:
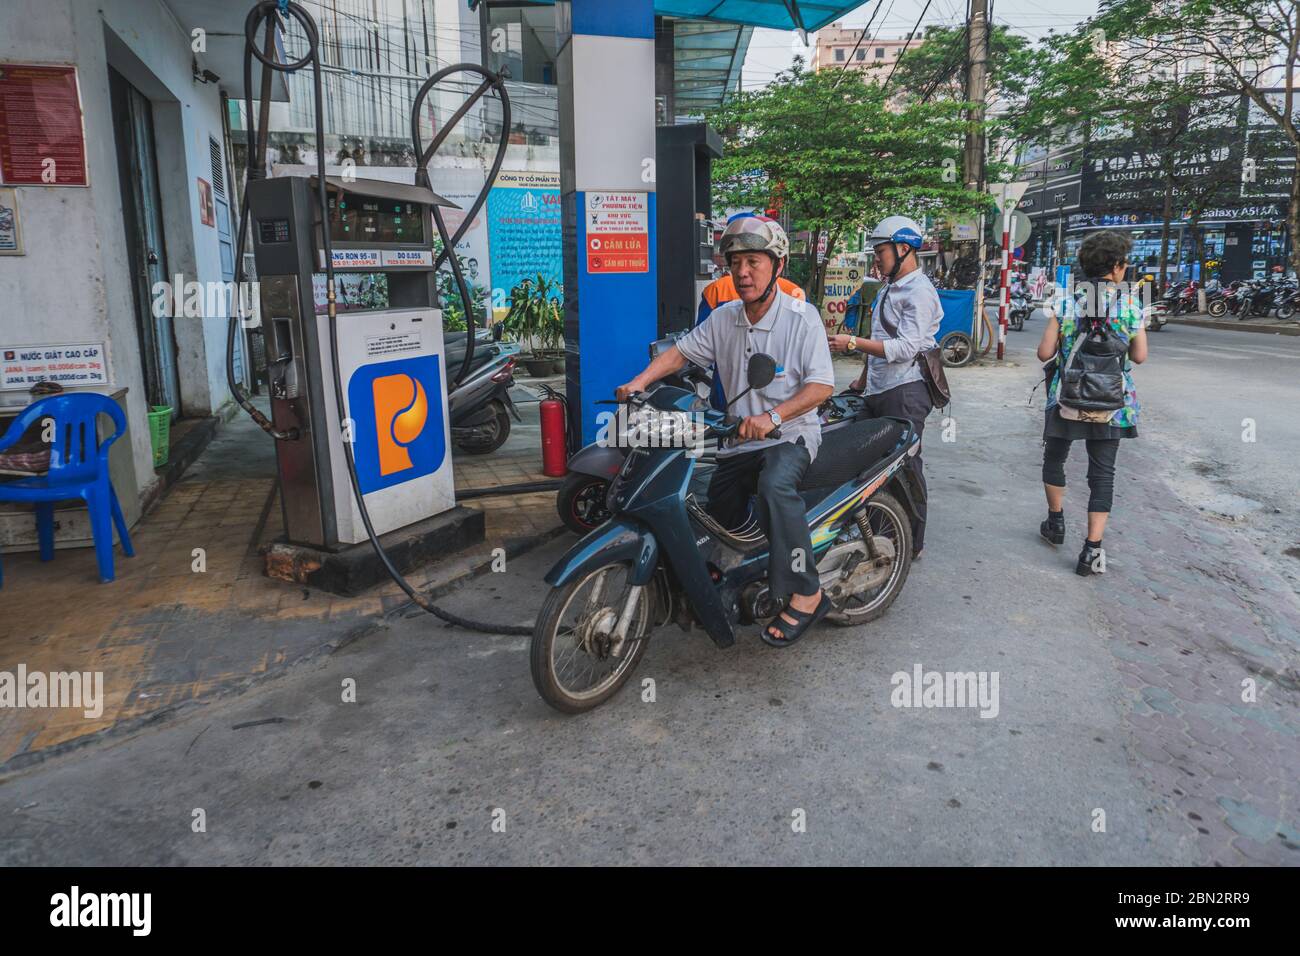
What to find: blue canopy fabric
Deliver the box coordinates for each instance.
[478,1,872,34]
[652,1,871,32]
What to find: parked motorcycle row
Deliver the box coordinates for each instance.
[1197,276,1300,320]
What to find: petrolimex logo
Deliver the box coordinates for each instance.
[348,355,445,493]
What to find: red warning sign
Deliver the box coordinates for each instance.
[585,191,648,274]
[0,64,88,186]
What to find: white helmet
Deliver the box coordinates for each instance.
[720,213,790,262]
[866,215,925,250]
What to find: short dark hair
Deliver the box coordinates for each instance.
[1077,230,1132,280]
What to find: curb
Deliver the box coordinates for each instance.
[1166,317,1300,336]
[0,518,568,778]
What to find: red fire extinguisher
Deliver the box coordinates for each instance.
[540,387,568,477]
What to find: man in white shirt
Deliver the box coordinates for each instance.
[616,216,835,647]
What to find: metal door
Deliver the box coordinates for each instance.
[109,68,181,419]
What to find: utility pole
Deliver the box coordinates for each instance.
[964,0,991,356]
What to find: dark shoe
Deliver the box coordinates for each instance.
[1040,510,1065,545]
[761,592,834,648]
[1076,543,1106,576]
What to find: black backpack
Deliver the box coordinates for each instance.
[1058,312,1126,414]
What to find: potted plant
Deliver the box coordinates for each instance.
[504,275,566,377]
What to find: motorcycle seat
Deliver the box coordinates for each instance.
[798,417,907,492]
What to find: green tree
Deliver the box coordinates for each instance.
[706,59,983,306]
[1086,0,1300,275]
[891,24,1036,108]
[1013,21,1247,287]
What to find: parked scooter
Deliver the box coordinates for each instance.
[531,353,921,713]
[1234,277,1293,319]
[447,327,521,455]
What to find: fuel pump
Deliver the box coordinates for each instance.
[231,1,529,634]
[247,173,456,549]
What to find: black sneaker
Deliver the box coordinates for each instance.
[1040,511,1065,545]
[1076,543,1106,576]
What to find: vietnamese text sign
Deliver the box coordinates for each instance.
[0,64,88,186]
[820,266,862,331]
[487,169,562,310]
[585,191,648,274]
[2,342,106,390]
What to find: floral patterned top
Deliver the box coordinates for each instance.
[1046,290,1143,429]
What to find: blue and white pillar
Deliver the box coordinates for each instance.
[556,0,658,444]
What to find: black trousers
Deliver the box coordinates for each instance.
[1042,437,1120,513]
[863,379,932,552]
[705,439,819,601]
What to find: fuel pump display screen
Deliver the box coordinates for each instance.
[328,194,425,244]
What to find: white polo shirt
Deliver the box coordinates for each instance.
[675,288,835,460]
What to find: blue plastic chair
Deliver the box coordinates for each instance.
[0,393,135,586]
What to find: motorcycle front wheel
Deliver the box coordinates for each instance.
[1277,304,1296,319]
[1207,300,1227,317]
[531,561,654,713]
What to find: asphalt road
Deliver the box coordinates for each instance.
[2,317,1297,865]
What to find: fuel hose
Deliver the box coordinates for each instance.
[233,0,533,636]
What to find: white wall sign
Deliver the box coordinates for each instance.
[2,342,107,390]
[0,187,21,254]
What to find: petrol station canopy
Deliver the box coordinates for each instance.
[654,1,869,33]
[483,1,871,34]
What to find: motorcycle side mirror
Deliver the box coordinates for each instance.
[746,352,778,390]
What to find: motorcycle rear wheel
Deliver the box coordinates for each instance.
[825,492,913,626]
[454,400,511,455]
[1207,300,1227,317]
[531,561,654,714]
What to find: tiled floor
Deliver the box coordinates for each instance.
[0,385,564,768]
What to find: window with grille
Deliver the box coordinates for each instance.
[209,135,225,197]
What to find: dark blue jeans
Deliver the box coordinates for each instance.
[705,439,818,601]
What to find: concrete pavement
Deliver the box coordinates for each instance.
[1,319,1297,865]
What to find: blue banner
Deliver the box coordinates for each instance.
[486,171,563,312]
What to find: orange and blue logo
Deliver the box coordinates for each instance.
[348,356,445,493]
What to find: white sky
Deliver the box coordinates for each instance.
[741,0,1102,89]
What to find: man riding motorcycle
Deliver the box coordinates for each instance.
[615,215,837,646]
[696,211,806,411]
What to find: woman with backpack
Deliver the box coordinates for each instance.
[1036,231,1148,576]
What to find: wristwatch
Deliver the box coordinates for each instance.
[767,409,782,428]
[847,335,858,352]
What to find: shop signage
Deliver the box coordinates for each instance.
[2,342,107,390]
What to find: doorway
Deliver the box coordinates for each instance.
[108,66,180,420]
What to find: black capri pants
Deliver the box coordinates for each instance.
[1041,437,1120,513]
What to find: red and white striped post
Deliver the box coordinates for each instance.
[996,205,1012,360]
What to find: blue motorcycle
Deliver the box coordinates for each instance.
[531,354,924,713]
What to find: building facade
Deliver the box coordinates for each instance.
[811,22,923,81]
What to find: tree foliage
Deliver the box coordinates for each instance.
[706,59,984,299]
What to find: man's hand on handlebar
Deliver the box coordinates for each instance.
[615,379,648,403]
[737,413,776,442]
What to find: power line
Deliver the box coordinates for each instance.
[882,0,938,97]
